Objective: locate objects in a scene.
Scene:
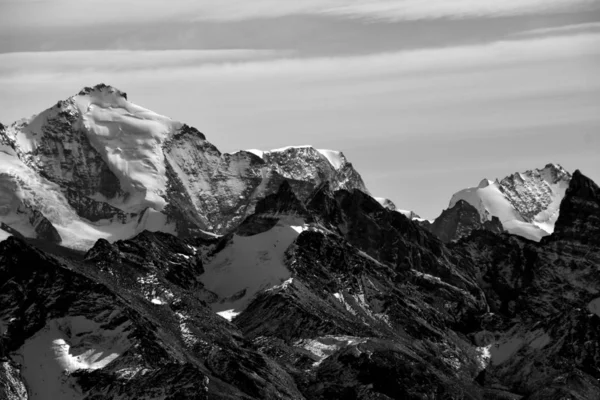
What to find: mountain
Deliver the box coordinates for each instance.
[448,170,600,399]
[0,84,368,250]
[2,169,598,399]
[446,164,571,241]
[1,85,598,400]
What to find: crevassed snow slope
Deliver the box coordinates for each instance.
[74,87,177,211]
[11,316,131,400]
[200,217,307,320]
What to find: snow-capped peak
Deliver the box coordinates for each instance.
[1,85,372,249]
[73,85,179,211]
[449,164,571,241]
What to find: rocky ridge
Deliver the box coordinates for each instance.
[2,168,598,399]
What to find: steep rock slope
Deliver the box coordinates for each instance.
[448,164,571,241]
[425,199,503,243]
[0,234,304,400]
[197,182,492,398]
[1,84,369,249]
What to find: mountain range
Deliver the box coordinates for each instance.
[0,84,598,400]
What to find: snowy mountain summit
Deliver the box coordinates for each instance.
[449,164,571,241]
[0,84,369,249]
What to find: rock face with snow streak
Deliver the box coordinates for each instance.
[0,84,369,249]
[448,164,571,241]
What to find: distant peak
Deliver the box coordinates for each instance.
[77,83,128,100]
[543,162,564,171]
[478,179,491,189]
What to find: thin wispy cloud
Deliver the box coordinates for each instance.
[2,33,598,81]
[514,21,600,36]
[0,49,286,77]
[0,0,597,30]
[1,32,598,129]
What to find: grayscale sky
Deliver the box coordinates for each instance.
[1,0,599,218]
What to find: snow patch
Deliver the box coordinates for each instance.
[0,228,12,242]
[529,332,551,349]
[11,316,131,400]
[489,338,524,365]
[201,217,307,315]
[317,149,344,170]
[246,149,265,158]
[475,345,492,370]
[216,310,241,321]
[295,336,367,367]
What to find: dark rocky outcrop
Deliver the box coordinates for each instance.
[426,199,503,243]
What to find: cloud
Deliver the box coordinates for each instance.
[2,33,599,81]
[0,49,286,77]
[514,21,600,36]
[1,32,598,129]
[0,0,597,30]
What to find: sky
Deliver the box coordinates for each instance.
[1,0,599,219]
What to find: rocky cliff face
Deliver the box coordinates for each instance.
[0,84,369,249]
[425,199,503,243]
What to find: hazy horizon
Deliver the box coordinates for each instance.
[1,0,599,219]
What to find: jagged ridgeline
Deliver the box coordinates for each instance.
[0,84,368,250]
[1,85,599,400]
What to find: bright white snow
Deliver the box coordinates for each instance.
[74,87,178,211]
[0,228,12,242]
[316,149,344,170]
[200,217,307,317]
[450,180,523,226]
[295,336,367,366]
